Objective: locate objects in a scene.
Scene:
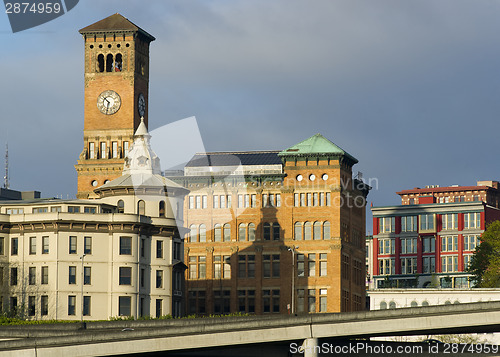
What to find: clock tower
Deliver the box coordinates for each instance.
[75,13,155,199]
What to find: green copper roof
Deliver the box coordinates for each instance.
[278,133,358,164]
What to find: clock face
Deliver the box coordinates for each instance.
[97,90,121,115]
[138,93,146,117]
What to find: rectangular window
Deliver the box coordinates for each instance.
[464,234,480,251]
[189,256,206,279]
[112,141,118,158]
[238,255,255,278]
[319,289,327,312]
[84,236,92,254]
[119,296,131,316]
[441,235,458,252]
[441,214,458,230]
[422,256,435,274]
[51,206,61,212]
[251,194,257,208]
[41,295,48,316]
[464,212,481,229]
[464,255,473,269]
[0,237,3,255]
[307,193,312,206]
[28,296,36,316]
[262,254,280,278]
[379,217,395,233]
[11,238,18,255]
[156,240,163,258]
[213,195,219,209]
[140,238,145,258]
[320,192,325,206]
[319,253,327,276]
[89,142,95,159]
[276,194,281,207]
[262,289,280,313]
[400,238,417,254]
[83,206,96,214]
[189,196,195,209]
[419,214,435,231]
[300,193,306,207]
[294,194,299,207]
[441,255,458,272]
[308,289,316,313]
[119,267,132,285]
[378,238,395,255]
[196,196,201,209]
[202,195,207,209]
[33,207,48,213]
[42,236,49,254]
[100,142,106,159]
[227,195,232,208]
[401,257,417,274]
[313,192,318,207]
[83,296,91,316]
[84,267,91,285]
[41,266,48,284]
[69,236,77,254]
[238,194,244,208]
[378,258,395,275]
[68,206,80,213]
[120,236,132,255]
[297,254,305,277]
[156,270,163,289]
[69,266,76,284]
[140,268,145,288]
[220,195,226,209]
[238,289,256,313]
[156,299,163,318]
[326,192,331,206]
[68,296,76,316]
[29,237,36,255]
[123,141,129,156]
[27,267,36,285]
[422,237,435,253]
[308,254,316,277]
[401,216,417,232]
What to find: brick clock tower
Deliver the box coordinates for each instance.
[75,14,155,198]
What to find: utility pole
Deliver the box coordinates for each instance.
[80,254,86,325]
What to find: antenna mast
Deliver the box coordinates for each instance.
[4,144,9,189]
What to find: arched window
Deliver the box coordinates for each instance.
[304,222,312,240]
[263,223,271,240]
[97,54,104,72]
[248,223,256,241]
[115,53,122,72]
[159,201,166,217]
[106,54,113,72]
[272,223,280,241]
[389,301,396,309]
[453,300,460,305]
[189,224,197,243]
[214,224,222,242]
[137,200,145,215]
[223,224,231,242]
[313,221,321,240]
[199,224,206,242]
[238,223,247,241]
[294,222,302,240]
[410,301,418,308]
[380,301,387,310]
[421,300,429,307]
[444,300,452,305]
[117,200,124,214]
[323,221,330,240]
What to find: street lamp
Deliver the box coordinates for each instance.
[288,246,299,315]
[80,253,86,324]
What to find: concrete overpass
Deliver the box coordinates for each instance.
[1,301,500,356]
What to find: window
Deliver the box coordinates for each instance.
[238,223,247,241]
[464,234,480,251]
[419,214,435,231]
[84,267,91,285]
[27,267,36,285]
[51,206,61,212]
[27,296,35,316]
[117,200,124,213]
[214,224,222,242]
[441,235,458,252]
[313,222,321,240]
[199,224,206,242]
[464,254,473,269]
[112,141,118,158]
[68,206,80,213]
[11,238,18,255]
[263,254,280,278]
[441,214,458,230]
[119,296,131,316]
[248,223,256,241]
[100,142,107,159]
[326,192,331,206]
[297,254,305,277]
[464,212,481,229]
[33,207,48,213]
[83,296,91,316]
[68,296,76,316]
[189,225,197,243]
[137,200,145,215]
[319,289,328,312]
[323,221,330,239]
[297,289,305,313]
[308,289,316,313]
[378,258,395,275]
[69,266,76,284]
[188,290,206,315]
[441,255,458,272]
[42,236,49,254]
[263,222,281,241]
[119,267,132,285]
[156,270,163,288]
[422,256,435,274]
[89,142,95,158]
[202,195,207,209]
[214,255,231,279]
[294,222,302,240]
[213,195,219,209]
[189,256,206,279]
[308,254,316,277]
[0,237,3,255]
[378,238,395,254]
[262,289,280,313]
[120,237,132,255]
[156,240,163,258]
[379,217,395,233]
[214,290,231,314]
[263,223,270,240]
[422,237,435,253]
[69,236,77,254]
[238,290,256,313]
[400,238,417,254]
[41,266,48,284]
[401,216,417,232]
[223,224,231,241]
[319,253,327,276]
[29,237,36,255]
[238,255,255,278]
[41,295,48,316]
[84,237,92,254]
[401,257,417,274]
[304,222,312,240]
[156,299,163,318]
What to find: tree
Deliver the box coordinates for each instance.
[468,220,500,287]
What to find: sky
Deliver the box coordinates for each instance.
[2,0,500,233]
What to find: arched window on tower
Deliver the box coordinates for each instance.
[117,200,124,214]
[106,54,113,72]
[97,54,104,73]
[294,222,302,240]
[115,53,122,72]
[313,221,321,240]
[323,221,330,240]
[159,201,165,217]
[238,223,247,241]
[137,200,145,215]
[199,224,206,242]
[304,222,312,240]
